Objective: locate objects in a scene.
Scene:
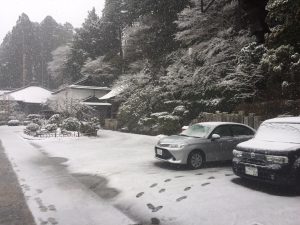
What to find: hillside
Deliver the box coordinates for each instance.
[0,0,299,134]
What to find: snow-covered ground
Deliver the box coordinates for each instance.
[2,126,300,225]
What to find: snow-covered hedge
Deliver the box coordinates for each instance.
[8,120,20,126]
[48,114,61,125]
[26,123,40,132]
[27,114,41,120]
[61,117,80,131]
[80,122,98,136]
[45,124,58,132]
[157,114,181,135]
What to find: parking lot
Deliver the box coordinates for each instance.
[1,127,300,225]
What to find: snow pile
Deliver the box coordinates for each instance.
[7,86,52,104]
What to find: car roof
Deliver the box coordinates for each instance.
[196,122,250,126]
[263,116,300,124]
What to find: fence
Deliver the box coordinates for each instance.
[192,111,264,130]
[24,130,81,138]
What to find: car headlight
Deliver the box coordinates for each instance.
[266,155,289,164]
[168,144,185,149]
[233,149,243,158]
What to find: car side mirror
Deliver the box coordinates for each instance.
[211,134,220,140]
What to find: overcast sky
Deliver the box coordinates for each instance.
[0,0,105,43]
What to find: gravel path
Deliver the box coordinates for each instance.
[0,140,36,225]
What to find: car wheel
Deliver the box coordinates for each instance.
[188,151,204,169]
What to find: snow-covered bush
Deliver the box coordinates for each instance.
[61,117,80,131]
[45,124,58,132]
[172,105,186,116]
[32,118,42,126]
[157,114,181,135]
[27,114,41,120]
[7,120,20,126]
[23,121,31,126]
[80,122,98,136]
[48,114,61,125]
[26,123,40,132]
[150,112,169,119]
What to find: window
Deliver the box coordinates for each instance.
[231,125,254,136]
[212,125,232,137]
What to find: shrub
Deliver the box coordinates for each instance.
[8,120,20,126]
[48,114,61,125]
[26,123,40,132]
[27,114,41,120]
[32,118,42,126]
[172,105,186,116]
[80,122,98,136]
[23,121,31,126]
[62,117,80,131]
[157,114,181,135]
[45,124,58,132]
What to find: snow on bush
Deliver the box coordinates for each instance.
[172,105,186,116]
[80,122,98,136]
[48,114,61,125]
[157,114,181,135]
[45,124,58,132]
[26,123,40,132]
[150,112,169,119]
[8,120,20,126]
[27,114,41,120]
[62,117,80,131]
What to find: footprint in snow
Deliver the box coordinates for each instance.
[48,217,58,225]
[208,176,215,180]
[150,183,158,188]
[136,192,144,198]
[151,217,160,225]
[36,189,43,194]
[176,196,187,202]
[175,175,184,178]
[184,187,191,191]
[48,205,56,211]
[152,206,163,212]
[195,173,203,175]
[201,182,210,186]
[159,188,165,193]
[164,179,171,182]
[147,203,155,210]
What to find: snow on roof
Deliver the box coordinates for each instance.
[99,85,125,100]
[81,102,112,106]
[0,90,10,95]
[69,85,111,91]
[5,86,52,104]
[264,116,300,124]
[52,85,111,94]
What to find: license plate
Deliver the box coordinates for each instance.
[157,149,163,156]
[245,166,258,176]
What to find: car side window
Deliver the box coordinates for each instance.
[231,125,254,136]
[212,125,232,137]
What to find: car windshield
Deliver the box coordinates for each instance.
[255,122,300,144]
[180,124,213,138]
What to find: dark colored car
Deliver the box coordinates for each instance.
[232,117,300,185]
[155,122,255,169]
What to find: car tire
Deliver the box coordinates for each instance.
[188,151,204,169]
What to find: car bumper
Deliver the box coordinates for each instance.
[232,158,298,185]
[154,146,188,164]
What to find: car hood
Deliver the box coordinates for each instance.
[158,135,206,145]
[237,139,300,154]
